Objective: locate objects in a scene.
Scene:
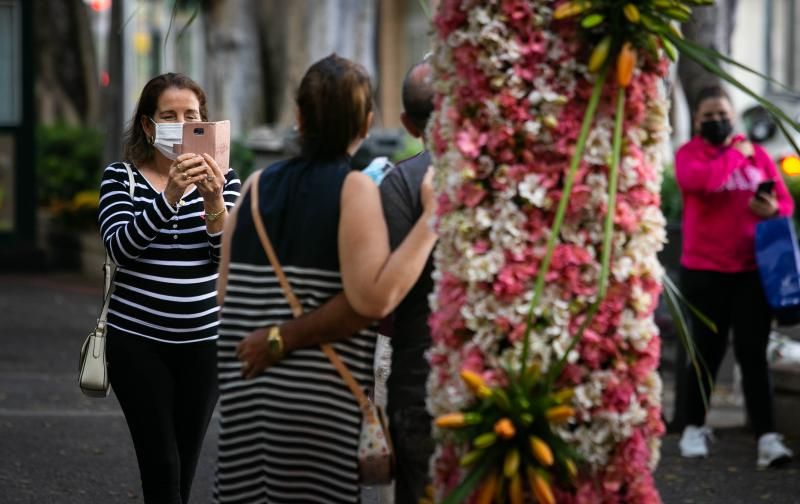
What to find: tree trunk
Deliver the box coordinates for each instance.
[34,0,98,126]
[677,0,739,115]
[102,0,124,165]
[203,0,377,135]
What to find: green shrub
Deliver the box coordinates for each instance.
[231,139,256,180]
[661,164,682,224]
[37,124,105,227]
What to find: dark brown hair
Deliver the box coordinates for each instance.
[296,54,373,160]
[122,73,208,164]
[693,85,731,112]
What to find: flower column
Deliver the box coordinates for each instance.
[427,2,670,502]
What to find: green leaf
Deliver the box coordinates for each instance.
[668,34,800,138]
[417,0,432,20]
[677,38,798,95]
[545,86,626,386]
[775,119,800,161]
[663,278,713,410]
[662,275,717,333]
[520,65,609,373]
[441,450,500,504]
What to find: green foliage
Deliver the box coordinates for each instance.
[37,123,104,206]
[231,139,256,180]
[661,164,682,224]
[781,173,800,227]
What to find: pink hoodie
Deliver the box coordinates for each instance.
[676,135,794,272]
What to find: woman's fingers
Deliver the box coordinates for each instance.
[172,154,204,175]
[202,153,224,179]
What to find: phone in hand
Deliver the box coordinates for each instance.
[756,180,775,199]
[175,120,231,173]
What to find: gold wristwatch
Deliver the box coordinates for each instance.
[266,326,285,360]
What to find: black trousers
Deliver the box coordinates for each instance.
[389,404,434,504]
[681,267,775,437]
[108,332,218,504]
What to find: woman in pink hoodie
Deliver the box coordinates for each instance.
[676,85,794,468]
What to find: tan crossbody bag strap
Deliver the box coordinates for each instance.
[248,172,375,420]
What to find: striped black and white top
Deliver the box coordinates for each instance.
[98,161,241,344]
[214,158,376,504]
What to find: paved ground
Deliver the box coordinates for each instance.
[1,272,799,503]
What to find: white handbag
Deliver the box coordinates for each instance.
[78,163,135,397]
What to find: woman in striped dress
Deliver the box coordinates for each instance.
[98,73,241,504]
[214,54,437,503]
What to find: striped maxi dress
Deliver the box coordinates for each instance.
[214,157,377,504]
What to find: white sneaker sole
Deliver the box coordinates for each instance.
[757,454,792,470]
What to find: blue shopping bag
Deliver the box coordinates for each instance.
[755,217,800,324]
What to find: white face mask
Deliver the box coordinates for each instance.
[149,117,183,160]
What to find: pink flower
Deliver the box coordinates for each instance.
[455,126,488,160]
[457,182,488,208]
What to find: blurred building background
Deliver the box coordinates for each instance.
[1,0,800,276]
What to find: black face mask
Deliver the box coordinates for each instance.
[699,118,733,145]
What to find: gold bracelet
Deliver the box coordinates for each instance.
[266,326,285,360]
[204,207,226,222]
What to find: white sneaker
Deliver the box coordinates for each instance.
[757,433,793,469]
[680,425,713,458]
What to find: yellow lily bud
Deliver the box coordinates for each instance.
[546,405,576,423]
[473,432,498,449]
[435,412,481,429]
[662,7,690,22]
[435,412,463,428]
[503,448,521,478]
[460,369,492,399]
[667,22,683,39]
[476,471,498,504]
[660,36,678,61]
[616,42,637,88]
[494,418,516,440]
[524,362,541,384]
[623,3,641,23]
[553,1,590,20]
[509,473,524,504]
[581,13,604,28]
[529,436,555,467]
[527,467,556,504]
[552,387,575,404]
[425,484,435,498]
[588,36,612,73]
[460,449,484,467]
[565,458,579,481]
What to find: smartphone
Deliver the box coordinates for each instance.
[756,180,775,197]
[175,120,231,173]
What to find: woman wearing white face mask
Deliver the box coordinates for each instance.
[97,73,241,504]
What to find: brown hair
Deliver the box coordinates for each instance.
[296,54,373,160]
[693,85,731,113]
[122,73,208,164]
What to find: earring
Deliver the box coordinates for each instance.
[149,135,155,145]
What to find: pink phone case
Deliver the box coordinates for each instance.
[175,121,231,173]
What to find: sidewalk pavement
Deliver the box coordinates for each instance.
[1,272,798,503]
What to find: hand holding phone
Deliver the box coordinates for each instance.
[175,121,231,173]
[756,180,775,199]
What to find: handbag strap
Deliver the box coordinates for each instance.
[248,170,376,420]
[97,163,136,330]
